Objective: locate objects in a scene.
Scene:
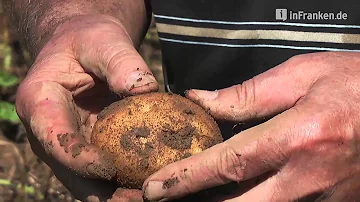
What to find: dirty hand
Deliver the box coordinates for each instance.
[15,15,158,202]
[143,52,360,201]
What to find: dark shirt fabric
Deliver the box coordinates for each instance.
[150,0,360,138]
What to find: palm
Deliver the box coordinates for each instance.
[20,59,142,201]
[71,74,120,143]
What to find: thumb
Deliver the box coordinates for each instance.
[142,108,300,201]
[52,16,158,96]
[186,57,318,121]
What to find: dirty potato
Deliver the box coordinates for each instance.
[91,92,223,189]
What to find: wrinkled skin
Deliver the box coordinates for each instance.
[143,52,360,202]
[16,15,158,202]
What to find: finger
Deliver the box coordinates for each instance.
[186,56,321,121]
[55,166,143,202]
[319,174,360,202]
[57,170,143,202]
[50,158,119,201]
[168,172,272,202]
[71,16,158,95]
[142,107,302,201]
[225,169,325,202]
[222,174,281,202]
[16,81,116,180]
[108,189,143,202]
[228,155,357,202]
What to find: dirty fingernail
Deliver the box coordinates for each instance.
[143,181,168,202]
[126,71,156,91]
[192,89,218,100]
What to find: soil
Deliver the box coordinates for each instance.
[57,133,72,153]
[162,177,180,189]
[120,126,154,172]
[120,133,133,151]
[159,124,195,150]
[184,109,195,115]
[86,156,117,181]
[71,143,85,158]
[182,153,192,159]
[133,127,151,138]
[120,126,151,152]
[201,135,223,149]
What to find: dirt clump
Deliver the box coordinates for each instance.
[160,125,195,150]
[163,177,180,189]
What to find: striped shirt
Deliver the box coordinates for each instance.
[150,0,360,137]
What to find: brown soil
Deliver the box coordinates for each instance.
[119,126,155,172]
[184,109,195,115]
[162,177,180,189]
[71,143,85,158]
[159,125,195,150]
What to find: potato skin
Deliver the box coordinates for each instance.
[91,92,223,189]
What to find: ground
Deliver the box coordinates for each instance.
[0,2,163,201]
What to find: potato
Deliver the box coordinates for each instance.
[91,92,223,189]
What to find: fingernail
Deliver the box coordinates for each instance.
[126,71,156,91]
[143,181,168,202]
[192,89,218,100]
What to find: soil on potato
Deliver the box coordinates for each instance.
[120,126,154,171]
[159,125,195,150]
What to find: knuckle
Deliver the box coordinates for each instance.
[287,54,309,65]
[284,54,318,72]
[261,136,289,166]
[291,105,351,153]
[287,53,323,67]
[286,53,325,71]
[311,107,344,136]
[216,145,246,183]
[235,78,257,118]
[104,47,142,88]
[103,45,138,72]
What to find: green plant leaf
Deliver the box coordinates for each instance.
[0,179,45,200]
[0,101,20,123]
[4,46,12,70]
[0,70,19,87]
[4,52,12,70]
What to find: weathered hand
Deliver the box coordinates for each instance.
[143,52,360,201]
[16,15,158,202]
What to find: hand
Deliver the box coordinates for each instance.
[142,52,360,201]
[16,15,158,202]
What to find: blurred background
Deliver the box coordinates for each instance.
[0,1,163,201]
